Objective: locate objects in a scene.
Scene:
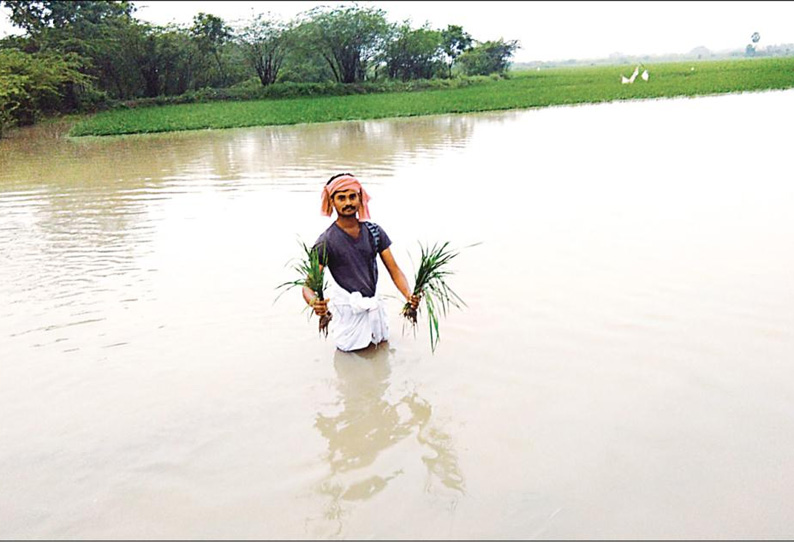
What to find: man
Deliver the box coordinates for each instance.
[303,173,420,352]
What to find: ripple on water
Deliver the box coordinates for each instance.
[2,96,794,538]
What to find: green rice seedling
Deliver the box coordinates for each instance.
[402,241,469,353]
[277,240,332,337]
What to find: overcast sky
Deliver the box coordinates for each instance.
[2,1,793,62]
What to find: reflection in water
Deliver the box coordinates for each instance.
[257,115,475,184]
[0,115,475,192]
[311,344,463,536]
[3,91,793,538]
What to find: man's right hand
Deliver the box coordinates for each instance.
[311,298,329,316]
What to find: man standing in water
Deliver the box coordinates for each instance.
[303,173,420,352]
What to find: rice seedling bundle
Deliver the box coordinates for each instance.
[402,241,469,353]
[277,241,332,337]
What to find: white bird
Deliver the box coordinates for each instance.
[621,65,640,84]
[641,69,649,81]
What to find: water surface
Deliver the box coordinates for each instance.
[1,92,793,539]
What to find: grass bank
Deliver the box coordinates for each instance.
[70,57,794,137]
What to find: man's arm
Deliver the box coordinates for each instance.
[380,248,420,309]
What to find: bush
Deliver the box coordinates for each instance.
[0,48,92,136]
[99,75,500,111]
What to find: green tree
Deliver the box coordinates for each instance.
[440,24,472,78]
[237,13,292,86]
[125,22,210,97]
[277,42,335,83]
[1,0,144,101]
[383,22,443,81]
[190,12,231,86]
[458,38,519,76]
[0,48,90,136]
[1,0,134,34]
[152,24,201,95]
[298,4,390,83]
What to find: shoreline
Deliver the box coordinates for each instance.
[36,58,794,138]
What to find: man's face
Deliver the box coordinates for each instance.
[332,189,360,218]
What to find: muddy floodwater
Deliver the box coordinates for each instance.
[2,91,794,539]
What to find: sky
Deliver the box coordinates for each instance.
[2,1,794,63]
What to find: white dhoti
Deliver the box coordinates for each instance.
[328,286,389,352]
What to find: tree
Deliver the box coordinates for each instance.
[1,0,135,34]
[746,32,761,58]
[276,43,335,83]
[190,12,231,86]
[1,0,146,101]
[458,38,520,76]
[0,48,90,137]
[440,24,472,78]
[383,22,443,81]
[298,5,390,83]
[152,24,201,95]
[124,22,207,97]
[237,13,292,86]
[124,23,163,98]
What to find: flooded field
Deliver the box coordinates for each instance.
[1,91,793,539]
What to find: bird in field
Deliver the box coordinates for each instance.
[621,65,641,84]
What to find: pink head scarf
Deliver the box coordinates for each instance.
[320,174,371,220]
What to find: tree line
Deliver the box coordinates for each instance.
[0,0,519,136]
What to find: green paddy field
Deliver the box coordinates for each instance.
[69,57,794,137]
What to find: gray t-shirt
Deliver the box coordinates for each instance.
[313,221,392,298]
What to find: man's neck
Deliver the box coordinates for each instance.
[335,215,360,230]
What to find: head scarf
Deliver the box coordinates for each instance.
[320,174,371,220]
